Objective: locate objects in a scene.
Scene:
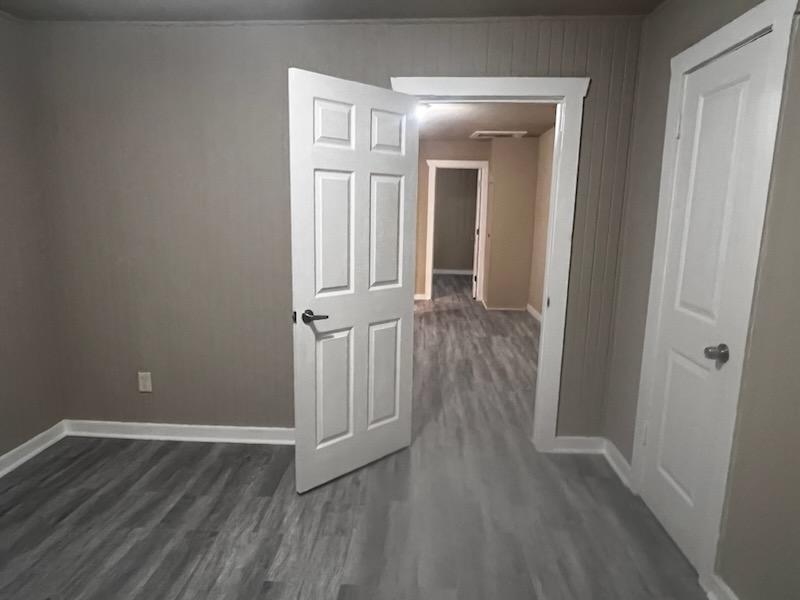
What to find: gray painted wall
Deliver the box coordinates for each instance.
[486,137,539,309]
[433,169,478,272]
[717,19,800,600]
[31,16,641,432]
[0,16,62,454]
[528,127,555,314]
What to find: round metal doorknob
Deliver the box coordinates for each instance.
[704,343,730,364]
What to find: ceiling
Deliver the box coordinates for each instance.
[0,0,663,22]
[419,103,557,141]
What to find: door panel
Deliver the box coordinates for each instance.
[657,350,710,506]
[315,170,354,295]
[369,175,403,288]
[316,329,354,447]
[314,99,354,147]
[674,81,744,319]
[289,68,418,493]
[640,33,775,569]
[371,110,405,153]
[368,320,401,427]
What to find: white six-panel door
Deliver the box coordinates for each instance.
[638,32,779,570]
[288,69,418,493]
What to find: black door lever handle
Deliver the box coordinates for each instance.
[301,309,329,324]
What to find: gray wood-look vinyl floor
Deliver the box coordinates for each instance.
[0,275,705,599]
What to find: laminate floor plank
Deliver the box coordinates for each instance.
[0,275,705,599]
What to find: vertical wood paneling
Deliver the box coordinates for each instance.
[560,22,578,76]
[598,21,641,431]
[510,21,529,76]
[524,21,541,75]
[563,19,641,436]
[536,21,552,75]
[37,16,641,434]
[487,22,514,75]
[549,21,565,75]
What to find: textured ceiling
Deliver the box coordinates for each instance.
[419,103,557,141]
[0,0,663,22]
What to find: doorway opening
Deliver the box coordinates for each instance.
[392,77,589,451]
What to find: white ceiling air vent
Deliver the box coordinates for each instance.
[469,130,528,139]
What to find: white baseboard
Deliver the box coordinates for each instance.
[547,436,606,454]
[542,436,634,492]
[483,304,527,312]
[701,573,740,600]
[0,419,296,481]
[603,439,633,491]
[0,421,68,480]
[432,269,472,275]
[526,304,542,321]
[414,293,430,301]
[64,420,295,445]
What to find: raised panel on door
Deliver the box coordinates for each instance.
[657,350,711,507]
[316,328,354,447]
[371,109,405,154]
[370,175,403,289]
[314,99,354,148]
[368,320,401,428]
[315,170,354,296]
[674,81,745,321]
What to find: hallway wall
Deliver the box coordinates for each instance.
[433,169,478,272]
[0,15,63,455]
[485,137,539,309]
[527,127,555,314]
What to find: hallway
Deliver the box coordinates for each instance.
[0,276,705,599]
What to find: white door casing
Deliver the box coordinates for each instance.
[289,69,418,493]
[632,0,795,585]
[423,160,490,301]
[471,168,482,299]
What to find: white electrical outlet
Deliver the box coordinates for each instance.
[137,371,153,393]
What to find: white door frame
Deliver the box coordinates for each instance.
[630,0,795,591]
[391,77,590,452]
[424,160,489,301]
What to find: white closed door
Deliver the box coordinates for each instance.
[288,69,418,493]
[640,33,777,569]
